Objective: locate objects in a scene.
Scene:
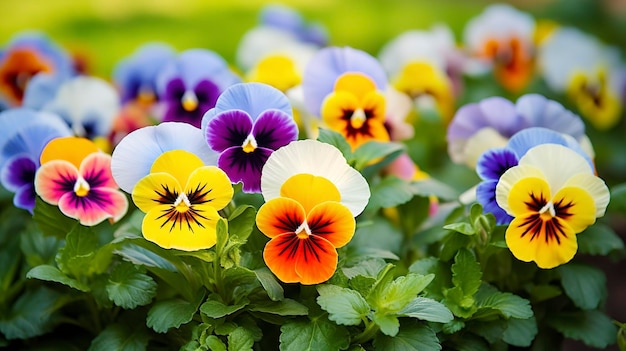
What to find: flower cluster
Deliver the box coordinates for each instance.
[0,2,625,351]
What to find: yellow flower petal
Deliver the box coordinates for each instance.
[280,174,341,214]
[333,72,377,100]
[505,176,552,217]
[248,54,301,92]
[551,186,597,234]
[256,197,306,238]
[150,150,205,188]
[142,204,221,251]
[132,172,182,213]
[184,166,234,211]
[40,137,100,168]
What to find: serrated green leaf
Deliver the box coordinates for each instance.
[56,224,98,278]
[372,312,400,337]
[254,267,284,301]
[200,299,248,319]
[474,284,533,319]
[316,128,353,161]
[114,242,178,272]
[248,298,308,316]
[451,249,481,297]
[26,265,90,292]
[227,205,256,243]
[467,319,505,343]
[343,258,388,279]
[442,319,464,334]
[443,287,477,319]
[376,274,434,313]
[147,294,204,333]
[349,275,377,297]
[439,232,471,262]
[443,222,475,235]
[399,297,453,323]
[558,263,606,310]
[279,318,349,351]
[228,326,254,351]
[106,262,157,309]
[408,257,450,300]
[32,196,79,238]
[316,285,369,326]
[373,320,441,351]
[222,266,260,303]
[366,176,415,213]
[577,223,624,255]
[215,219,229,257]
[88,323,149,351]
[502,317,537,347]
[547,310,617,348]
[0,286,68,339]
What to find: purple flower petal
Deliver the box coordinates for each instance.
[252,109,298,150]
[1,155,37,191]
[476,148,517,181]
[218,146,273,193]
[14,183,36,213]
[516,94,585,139]
[161,78,221,128]
[206,110,253,152]
[476,180,513,225]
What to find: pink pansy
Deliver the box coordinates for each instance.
[34,137,128,226]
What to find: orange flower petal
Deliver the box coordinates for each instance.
[40,137,100,168]
[256,197,306,238]
[280,174,341,214]
[307,201,355,248]
[263,232,338,285]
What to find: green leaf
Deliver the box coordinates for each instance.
[0,286,68,339]
[373,320,441,351]
[228,326,255,351]
[205,335,227,351]
[443,287,477,319]
[343,258,388,279]
[316,128,353,161]
[106,261,157,309]
[408,257,451,300]
[474,284,533,319]
[467,319,505,343]
[608,182,626,213]
[200,299,248,319]
[442,319,465,334]
[222,266,260,303]
[443,222,475,235]
[352,140,405,171]
[114,242,178,271]
[527,284,562,303]
[32,196,78,238]
[19,225,64,267]
[375,274,434,314]
[399,297,453,323]
[88,323,149,351]
[451,249,481,297]
[502,317,537,347]
[254,267,284,301]
[409,178,459,201]
[248,298,308,316]
[546,310,617,348]
[439,232,471,262]
[366,176,416,213]
[557,263,606,310]
[147,293,204,333]
[316,285,369,326]
[372,312,400,336]
[56,224,98,278]
[227,205,256,243]
[26,265,90,292]
[215,218,229,257]
[280,318,349,351]
[577,223,624,255]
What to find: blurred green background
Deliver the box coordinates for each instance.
[1,0,624,78]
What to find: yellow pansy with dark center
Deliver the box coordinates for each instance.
[248,54,302,92]
[566,68,622,130]
[321,72,389,150]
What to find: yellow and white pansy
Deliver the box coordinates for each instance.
[495,143,609,269]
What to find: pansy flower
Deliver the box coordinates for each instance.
[131,150,233,251]
[539,26,624,130]
[476,127,594,225]
[463,4,535,92]
[256,139,370,284]
[259,4,328,47]
[0,108,71,212]
[495,143,609,268]
[378,25,460,124]
[34,137,128,226]
[0,31,74,108]
[111,122,218,194]
[155,49,241,128]
[303,47,390,150]
[447,94,593,168]
[202,83,298,193]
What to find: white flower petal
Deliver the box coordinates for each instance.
[518,144,593,192]
[563,173,610,218]
[495,164,544,215]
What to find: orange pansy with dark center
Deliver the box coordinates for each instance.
[482,37,533,92]
[0,49,53,105]
[321,72,389,150]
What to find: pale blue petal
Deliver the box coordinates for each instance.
[22,73,66,110]
[302,46,387,116]
[111,122,219,193]
[516,94,585,139]
[1,113,71,162]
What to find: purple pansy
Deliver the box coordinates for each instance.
[259,4,328,47]
[202,83,298,193]
[447,94,592,168]
[475,127,593,225]
[155,49,241,128]
[0,108,72,212]
[113,42,176,104]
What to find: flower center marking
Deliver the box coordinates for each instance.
[295,221,311,238]
[173,192,191,213]
[350,108,366,129]
[181,90,198,111]
[74,177,90,197]
[242,134,258,153]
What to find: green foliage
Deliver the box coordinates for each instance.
[280,318,350,351]
[373,320,441,351]
[106,261,157,309]
[88,323,149,351]
[147,293,204,333]
[557,262,607,310]
[546,310,618,348]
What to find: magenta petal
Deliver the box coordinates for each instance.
[252,109,298,150]
[218,146,273,193]
[58,187,128,226]
[206,110,253,152]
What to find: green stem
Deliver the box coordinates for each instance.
[352,319,380,345]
